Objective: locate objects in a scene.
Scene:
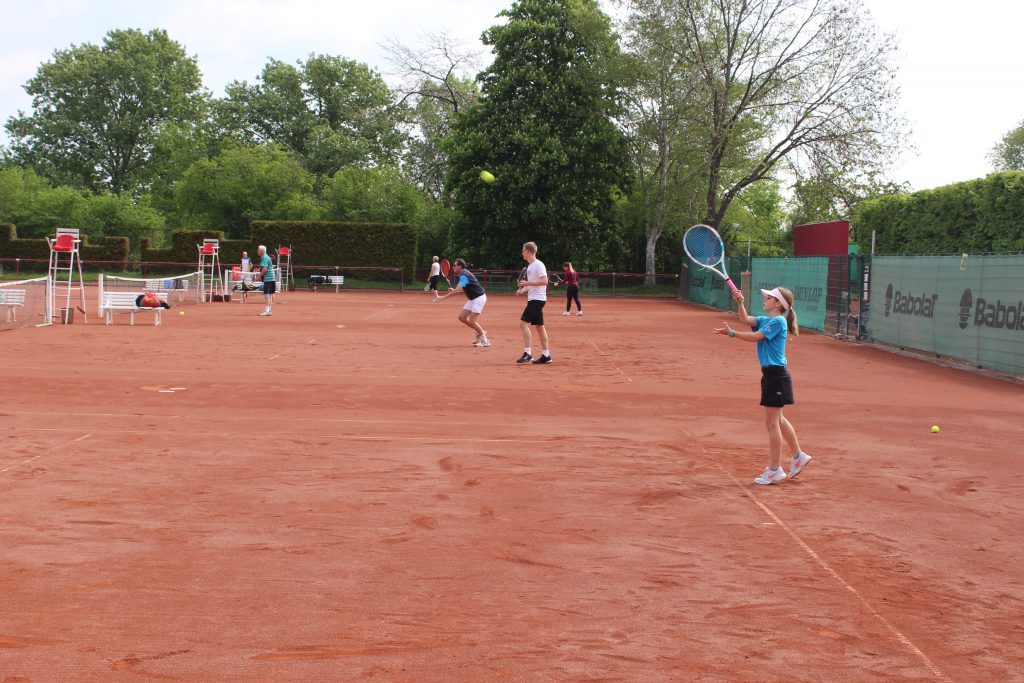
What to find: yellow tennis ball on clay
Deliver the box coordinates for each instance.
[930,425,939,433]
[179,310,185,316]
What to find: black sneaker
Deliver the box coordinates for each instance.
[516,352,533,364]
[532,355,552,365]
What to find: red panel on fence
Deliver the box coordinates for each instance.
[793,220,850,256]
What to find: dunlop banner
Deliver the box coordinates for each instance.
[868,255,1024,375]
[751,257,828,331]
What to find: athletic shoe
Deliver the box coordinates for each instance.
[577,311,583,316]
[754,467,786,485]
[473,333,482,345]
[563,311,570,316]
[258,311,271,317]
[516,352,533,364]
[789,452,812,479]
[532,355,552,365]
[477,338,491,348]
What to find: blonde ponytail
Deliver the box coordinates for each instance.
[777,286,799,338]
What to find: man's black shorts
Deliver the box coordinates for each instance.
[520,299,546,326]
[760,365,794,407]
[263,280,277,295]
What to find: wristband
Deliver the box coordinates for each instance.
[728,329,735,338]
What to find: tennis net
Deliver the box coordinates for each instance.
[98,271,203,310]
[0,277,52,331]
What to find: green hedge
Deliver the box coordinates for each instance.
[140,222,416,280]
[854,171,1024,254]
[0,224,129,270]
[251,221,416,280]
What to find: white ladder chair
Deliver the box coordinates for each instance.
[48,228,88,323]
[276,245,293,293]
[197,239,222,303]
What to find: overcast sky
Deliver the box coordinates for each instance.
[1,0,1022,192]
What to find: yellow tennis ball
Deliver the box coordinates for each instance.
[479,170,495,184]
[930,425,939,433]
[179,310,185,316]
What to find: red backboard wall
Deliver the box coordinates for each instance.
[793,220,850,256]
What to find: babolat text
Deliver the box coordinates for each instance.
[974,297,1024,330]
[892,291,938,318]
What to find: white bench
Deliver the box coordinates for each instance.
[0,289,26,322]
[311,275,344,292]
[101,292,168,326]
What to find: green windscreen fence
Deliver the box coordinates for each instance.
[867,255,1024,375]
[750,257,829,332]
[686,256,746,310]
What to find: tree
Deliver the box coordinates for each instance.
[638,0,905,238]
[173,145,318,237]
[621,0,708,281]
[989,119,1024,171]
[446,0,630,268]
[0,167,86,235]
[5,29,206,195]
[214,54,407,184]
[322,165,425,223]
[786,172,908,231]
[382,33,483,205]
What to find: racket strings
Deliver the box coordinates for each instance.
[684,229,724,265]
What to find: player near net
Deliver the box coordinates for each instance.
[434,258,490,347]
[715,286,812,485]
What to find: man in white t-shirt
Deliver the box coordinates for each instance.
[515,241,552,364]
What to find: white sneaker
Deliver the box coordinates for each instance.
[562,311,570,316]
[476,338,491,348]
[576,311,583,316]
[754,467,787,485]
[789,452,812,479]
[258,311,271,317]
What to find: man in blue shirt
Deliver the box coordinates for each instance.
[256,245,276,317]
[434,258,489,347]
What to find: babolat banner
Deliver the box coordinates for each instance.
[869,255,1024,375]
[751,257,828,331]
[687,256,745,310]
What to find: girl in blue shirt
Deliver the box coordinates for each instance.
[715,286,812,485]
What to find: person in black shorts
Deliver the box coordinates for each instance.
[715,286,812,485]
[516,241,551,365]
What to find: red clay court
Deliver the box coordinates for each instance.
[2,290,1022,681]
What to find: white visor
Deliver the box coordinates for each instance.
[759,287,789,311]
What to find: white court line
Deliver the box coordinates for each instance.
[1,433,92,475]
[589,339,633,382]
[3,410,480,427]
[268,338,317,361]
[0,426,577,446]
[716,464,952,682]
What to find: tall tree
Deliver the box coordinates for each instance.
[173,145,318,237]
[5,29,206,195]
[989,119,1024,171]
[214,54,407,185]
[446,0,630,268]
[635,0,905,237]
[621,0,707,281]
[382,33,482,206]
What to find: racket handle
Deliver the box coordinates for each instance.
[726,278,744,301]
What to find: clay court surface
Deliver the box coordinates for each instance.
[1,290,1022,681]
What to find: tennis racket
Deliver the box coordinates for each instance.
[516,266,529,293]
[548,273,563,286]
[683,224,743,301]
[439,258,451,286]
